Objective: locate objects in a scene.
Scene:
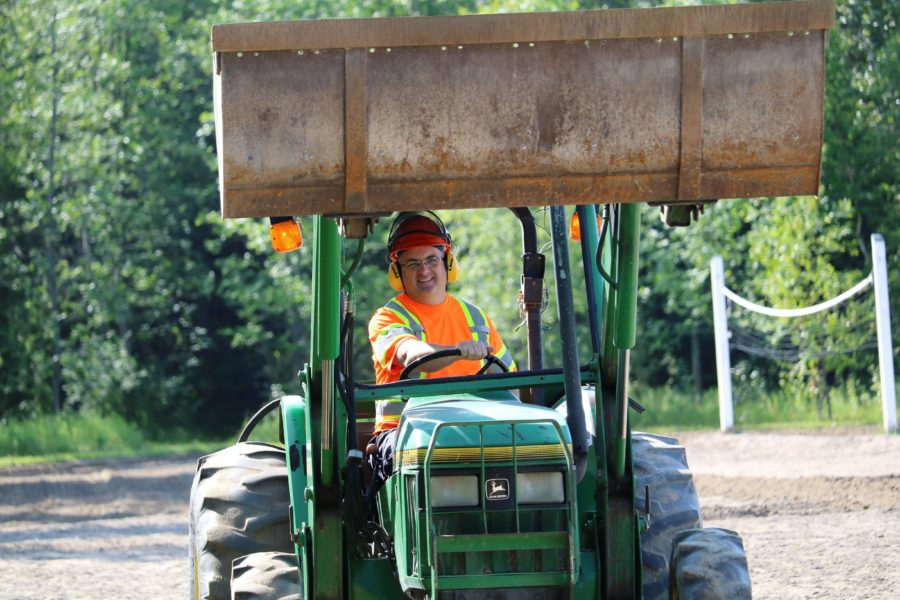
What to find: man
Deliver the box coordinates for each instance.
[368,211,515,387]
[365,211,516,487]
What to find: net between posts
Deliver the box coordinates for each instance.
[723,274,879,376]
[711,237,896,432]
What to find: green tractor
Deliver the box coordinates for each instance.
[189,1,834,598]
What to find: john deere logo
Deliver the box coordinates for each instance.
[485,478,509,501]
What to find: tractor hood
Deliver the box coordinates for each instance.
[394,393,572,468]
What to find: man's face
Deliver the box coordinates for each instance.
[397,245,447,305]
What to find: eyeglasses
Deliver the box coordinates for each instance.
[399,255,442,272]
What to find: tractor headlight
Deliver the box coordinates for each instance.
[516,471,565,504]
[430,475,479,507]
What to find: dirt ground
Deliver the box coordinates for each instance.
[0,429,897,599]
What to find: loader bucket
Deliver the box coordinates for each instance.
[211,0,834,218]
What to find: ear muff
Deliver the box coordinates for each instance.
[445,252,460,283]
[388,262,404,291]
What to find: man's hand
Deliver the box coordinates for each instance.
[455,340,494,361]
[396,338,495,374]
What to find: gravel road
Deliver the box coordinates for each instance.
[0,429,897,599]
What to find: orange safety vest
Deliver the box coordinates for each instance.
[372,295,515,433]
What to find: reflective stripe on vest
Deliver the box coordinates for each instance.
[374,400,404,433]
[454,297,490,345]
[383,298,426,339]
[380,297,427,379]
[373,324,418,367]
[374,298,426,370]
[493,342,516,370]
[455,298,516,371]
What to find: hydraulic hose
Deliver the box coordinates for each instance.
[549,206,589,481]
[577,204,602,355]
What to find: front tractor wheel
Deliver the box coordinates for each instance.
[670,528,752,599]
[189,442,293,600]
[231,552,302,600]
[632,433,703,600]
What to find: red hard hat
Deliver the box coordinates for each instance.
[387,213,451,261]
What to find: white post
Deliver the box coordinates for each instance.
[711,256,734,432]
[871,234,897,433]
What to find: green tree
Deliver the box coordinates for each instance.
[1,1,269,434]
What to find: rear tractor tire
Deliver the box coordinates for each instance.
[670,528,752,600]
[231,551,302,600]
[632,433,703,600]
[189,442,293,600]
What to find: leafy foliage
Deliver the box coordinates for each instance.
[0,0,895,439]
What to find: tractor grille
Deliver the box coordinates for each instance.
[433,509,568,576]
[413,418,577,595]
[436,586,564,600]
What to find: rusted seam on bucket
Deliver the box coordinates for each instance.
[344,49,368,213]
[678,37,704,201]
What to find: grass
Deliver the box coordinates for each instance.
[0,412,229,468]
[631,385,886,432]
[1,385,888,467]
[630,388,721,431]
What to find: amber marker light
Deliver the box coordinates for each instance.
[270,217,303,253]
[569,211,581,240]
[569,210,603,242]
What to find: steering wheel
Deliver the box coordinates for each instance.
[399,348,509,380]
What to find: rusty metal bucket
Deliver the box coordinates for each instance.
[211,0,834,218]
